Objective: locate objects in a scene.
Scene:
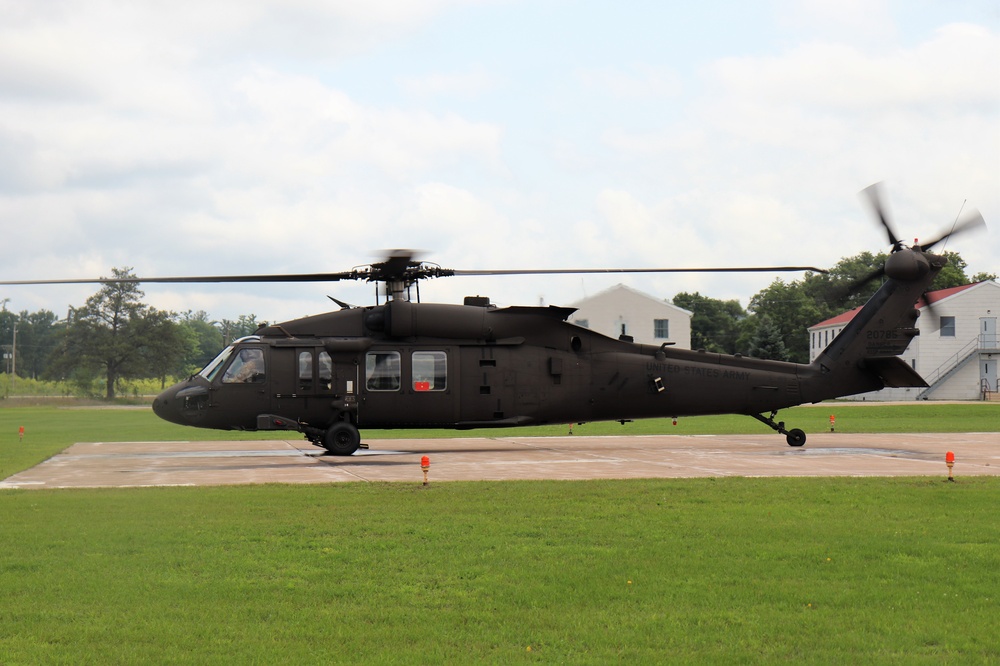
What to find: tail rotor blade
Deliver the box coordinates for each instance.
[836,265,886,302]
[862,182,903,252]
[918,210,986,252]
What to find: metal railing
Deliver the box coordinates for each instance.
[982,378,999,401]
[920,336,980,388]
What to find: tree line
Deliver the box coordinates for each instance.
[1,268,260,399]
[2,255,994,399]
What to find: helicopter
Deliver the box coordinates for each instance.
[2,185,985,456]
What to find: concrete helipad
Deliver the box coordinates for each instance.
[2,432,998,489]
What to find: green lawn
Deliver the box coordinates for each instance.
[1,478,998,663]
[1,402,998,663]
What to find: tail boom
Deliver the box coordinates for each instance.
[805,251,942,400]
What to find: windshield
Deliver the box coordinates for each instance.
[198,336,261,381]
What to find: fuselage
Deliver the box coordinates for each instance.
[153,299,831,433]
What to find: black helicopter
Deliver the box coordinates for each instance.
[3,185,984,455]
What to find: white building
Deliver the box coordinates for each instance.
[808,281,1000,401]
[568,283,692,349]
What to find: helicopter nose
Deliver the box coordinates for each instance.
[152,385,181,424]
[153,382,205,426]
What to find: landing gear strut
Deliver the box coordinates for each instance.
[751,411,807,447]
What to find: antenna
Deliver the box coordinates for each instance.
[940,199,966,253]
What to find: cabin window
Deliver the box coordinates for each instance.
[365,351,401,391]
[222,348,266,384]
[940,316,956,337]
[412,351,447,391]
[574,319,589,329]
[319,352,332,383]
[298,352,312,380]
[654,319,669,339]
[298,351,313,390]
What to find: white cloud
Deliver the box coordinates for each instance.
[710,23,998,111]
[773,0,896,45]
[575,63,683,99]
[400,64,499,97]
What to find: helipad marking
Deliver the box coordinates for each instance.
[780,447,923,456]
[314,449,412,457]
[56,449,306,461]
[0,481,46,488]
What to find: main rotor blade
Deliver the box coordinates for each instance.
[0,272,362,286]
[450,266,828,276]
[917,210,987,252]
[862,182,903,252]
[1,265,829,287]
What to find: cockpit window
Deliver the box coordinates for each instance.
[222,347,266,384]
[199,346,234,382]
[198,336,261,382]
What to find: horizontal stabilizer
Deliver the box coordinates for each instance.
[864,357,928,388]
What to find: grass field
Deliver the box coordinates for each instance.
[1,402,998,663]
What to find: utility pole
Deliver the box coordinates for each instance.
[11,322,16,392]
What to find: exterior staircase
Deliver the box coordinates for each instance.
[917,335,999,401]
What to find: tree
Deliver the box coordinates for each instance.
[927,251,991,291]
[805,252,888,312]
[219,314,261,345]
[746,315,789,361]
[177,310,224,374]
[47,268,187,399]
[15,309,61,380]
[744,279,826,363]
[672,292,746,353]
[0,305,16,376]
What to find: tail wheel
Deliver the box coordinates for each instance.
[786,428,807,447]
[324,422,361,456]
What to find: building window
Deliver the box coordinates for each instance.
[940,316,956,337]
[654,319,669,339]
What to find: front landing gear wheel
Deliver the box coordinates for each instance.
[786,428,806,447]
[324,422,361,456]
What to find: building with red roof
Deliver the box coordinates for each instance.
[808,281,1000,400]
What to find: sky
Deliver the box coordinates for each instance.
[1,0,998,325]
